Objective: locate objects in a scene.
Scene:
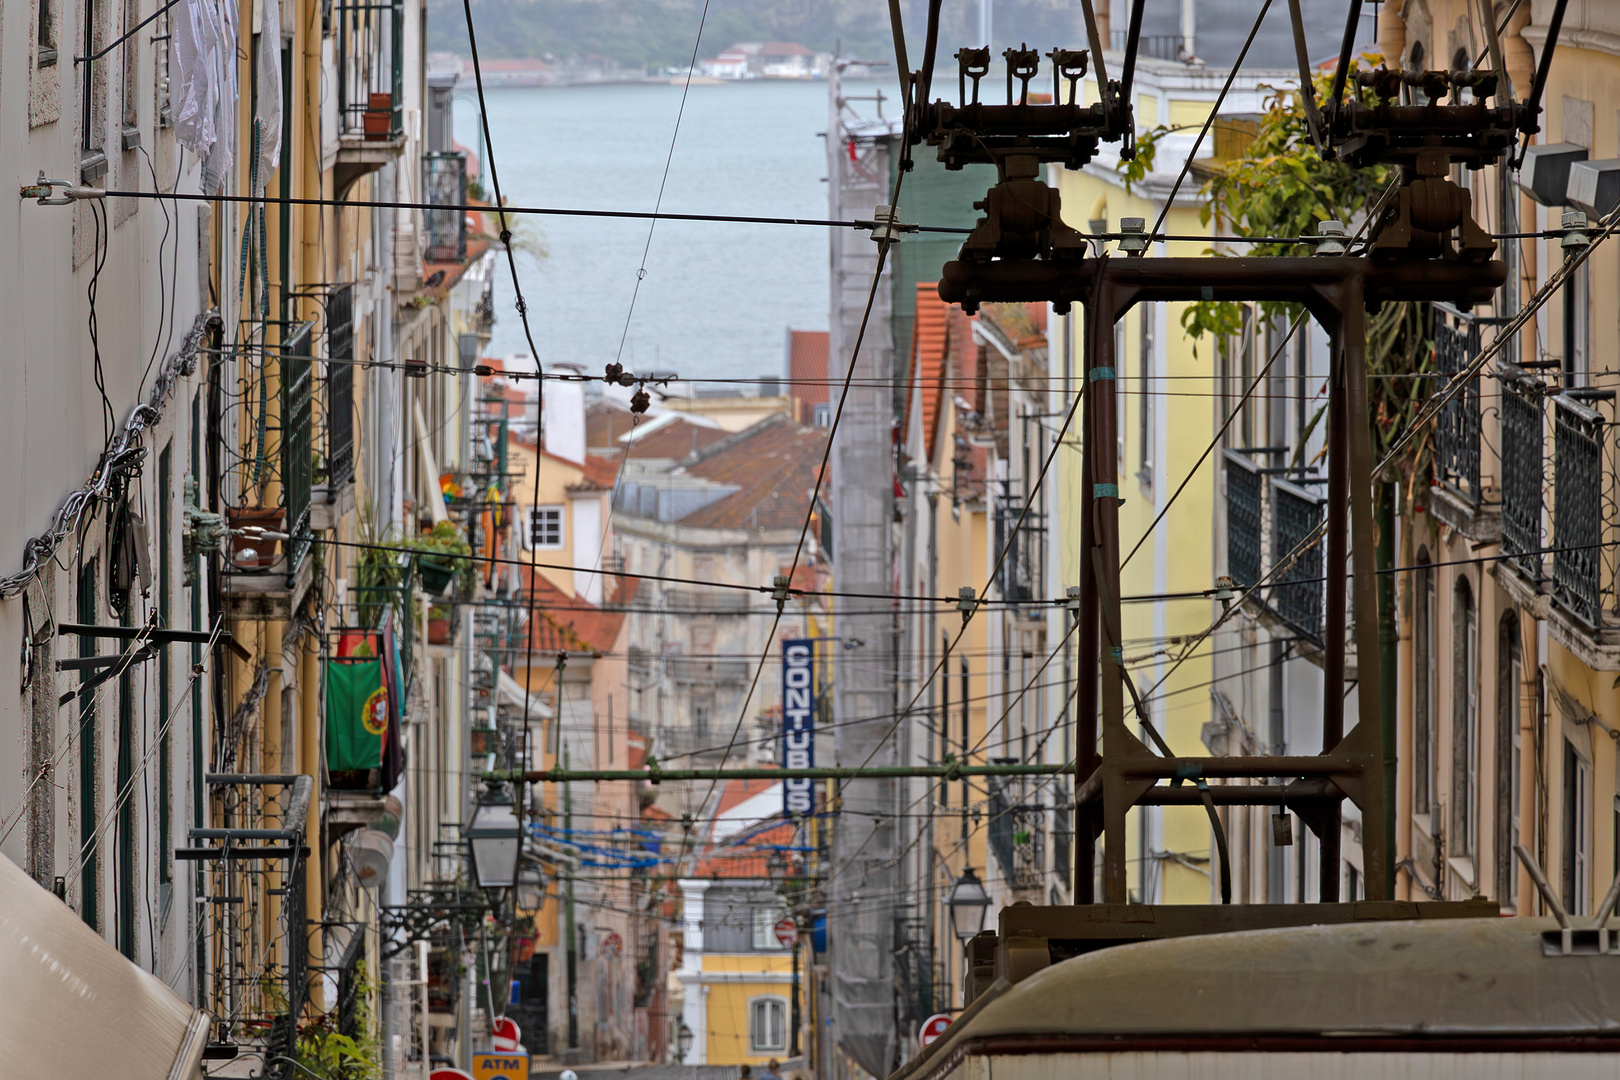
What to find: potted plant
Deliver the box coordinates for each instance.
[402,520,473,597]
[364,92,393,140]
[427,603,452,645]
[356,506,405,628]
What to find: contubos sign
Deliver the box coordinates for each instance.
[781,639,815,816]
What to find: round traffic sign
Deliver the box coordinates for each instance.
[918,1012,953,1047]
[490,1016,522,1052]
[773,917,798,948]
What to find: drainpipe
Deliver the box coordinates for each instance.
[1180,0,1196,62]
[1377,1,1405,67]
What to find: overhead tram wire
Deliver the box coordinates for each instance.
[695,0,924,819]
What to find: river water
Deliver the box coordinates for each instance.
[453,79,890,383]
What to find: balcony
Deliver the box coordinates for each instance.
[1431,313,1501,542]
[993,480,1046,612]
[665,655,751,685]
[424,152,468,264]
[333,0,404,193]
[1271,478,1325,642]
[1552,393,1615,632]
[180,774,313,1077]
[1223,449,1262,588]
[221,322,316,617]
[1500,374,1545,585]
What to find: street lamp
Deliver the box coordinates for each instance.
[465,784,521,898]
[515,859,547,911]
[677,1022,694,1063]
[946,866,991,943]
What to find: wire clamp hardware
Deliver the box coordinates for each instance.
[864,204,915,244]
[22,171,106,205]
[771,574,792,614]
[957,585,978,625]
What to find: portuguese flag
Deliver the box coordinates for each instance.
[326,658,389,772]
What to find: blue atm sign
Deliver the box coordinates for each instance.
[781,639,815,816]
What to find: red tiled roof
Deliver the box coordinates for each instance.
[676,416,829,531]
[694,778,797,878]
[908,285,979,466]
[761,42,815,55]
[517,568,637,655]
[618,418,730,462]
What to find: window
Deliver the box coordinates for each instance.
[38,0,56,65]
[527,505,563,548]
[690,623,715,654]
[1564,741,1591,915]
[811,402,831,427]
[1137,302,1153,489]
[1496,614,1521,907]
[1451,578,1479,864]
[692,695,712,741]
[751,907,788,951]
[749,997,787,1052]
[1413,552,1436,823]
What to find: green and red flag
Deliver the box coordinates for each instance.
[326,658,389,772]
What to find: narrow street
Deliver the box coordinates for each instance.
[3,1,1620,1078]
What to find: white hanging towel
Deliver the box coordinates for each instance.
[254,0,282,187]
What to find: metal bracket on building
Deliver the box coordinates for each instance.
[379,886,492,957]
[20,171,106,205]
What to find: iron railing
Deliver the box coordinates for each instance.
[987,774,1045,890]
[335,0,403,140]
[1271,478,1325,640]
[181,774,313,1080]
[1435,317,1483,502]
[992,480,1045,608]
[327,285,355,487]
[1224,449,1262,588]
[282,322,313,579]
[1501,376,1544,582]
[1553,395,1607,628]
[424,152,468,263]
[1113,31,1186,60]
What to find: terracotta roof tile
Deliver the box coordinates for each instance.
[674,415,829,531]
[788,330,829,421]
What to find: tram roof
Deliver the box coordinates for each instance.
[893,917,1620,1080]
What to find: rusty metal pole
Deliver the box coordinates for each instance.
[1340,278,1390,900]
[1090,276,1133,905]
[1320,302,1348,903]
[1074,294,1103,904]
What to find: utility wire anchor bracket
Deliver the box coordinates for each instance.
[864,204,916,244]
[22,171,106,205]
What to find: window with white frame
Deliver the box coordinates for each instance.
[527,505,564,548]
[751,906,788,950]
[750,996,787,1052]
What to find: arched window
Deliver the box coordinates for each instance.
[750,996,788,1053]
[1452,577,1479,865]
[1413,549,1436,823]
[1497,612,1522,906]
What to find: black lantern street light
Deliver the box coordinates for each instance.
[946,866,991,944]
[515,859,547,912]
[677,1022,694,1063]
[465,783,521,900]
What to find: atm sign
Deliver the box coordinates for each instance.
[471,1052,528,1080]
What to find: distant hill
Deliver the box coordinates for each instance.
[428,0,1092,73]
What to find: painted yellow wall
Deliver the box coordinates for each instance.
[699,955,794,1065]
[505,438,586,597]
[1055,166,1217,903]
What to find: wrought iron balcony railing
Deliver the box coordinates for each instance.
[1435,316,1483,503]
[1552,393,1615,629]
[1271,478,1326,641]
[335,0,403,141]
[326,284,355,488]
[987,773,1046,890]
[992,480,1046,609]
[424,152,468,263]
[1223,449,1262,588]
[1500,374,1544,582]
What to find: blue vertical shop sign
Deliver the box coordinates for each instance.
[781,639,815,815]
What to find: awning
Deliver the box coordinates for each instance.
[497,668,553,719]
[0,852,209,1078]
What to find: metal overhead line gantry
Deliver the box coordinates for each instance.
[914,0,1571,905]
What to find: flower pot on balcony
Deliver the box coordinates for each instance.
[363,92,393,140]
[428,614,452,645]
[225,506,284,569]
[417,555,455,596]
